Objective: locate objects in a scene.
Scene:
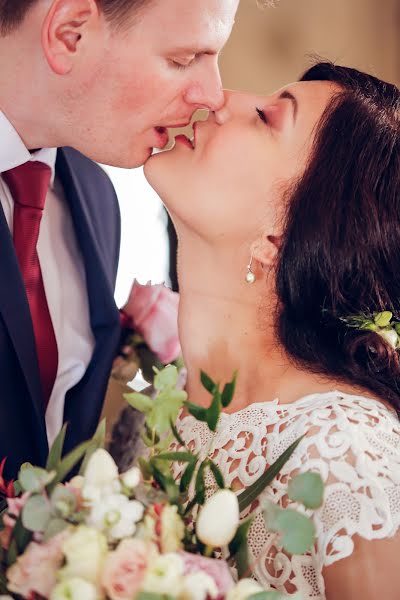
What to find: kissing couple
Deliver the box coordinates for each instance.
[0,1,399,599]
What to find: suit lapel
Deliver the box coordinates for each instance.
[0,204,47,454]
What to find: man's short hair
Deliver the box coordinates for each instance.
[0,0,152,35]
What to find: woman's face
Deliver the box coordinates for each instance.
[144,80,339,243]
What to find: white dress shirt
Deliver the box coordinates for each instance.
[0,110,95,447]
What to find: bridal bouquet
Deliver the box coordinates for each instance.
[0,366,323,600]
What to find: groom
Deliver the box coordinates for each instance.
[0,0,239,479]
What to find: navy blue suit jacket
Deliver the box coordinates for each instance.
[0,147,122,480]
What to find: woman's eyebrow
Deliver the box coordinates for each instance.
[278,90,298,123]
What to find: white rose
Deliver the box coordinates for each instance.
[121,466,141,490]
[226,579,265,600]
[197,490,239,547]
[50,577,99,600]
[87,493,144,541]
[84,449,119,490]
[58,526,107,584]
[143,553,184,597]
[180,572,219,600]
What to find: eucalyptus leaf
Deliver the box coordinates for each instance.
[184,401,208,423]
[50,485,77,518]
[22,495,51,532]
[170,419,187,449]
[46,423,67,471]
[238,436,304,512]
[9,514,32,555]
[200,370,217,394]
[288,472,324,509]
[18,466,56,493]
[43,517,69,542]
[125,392,153,414]
[263,501,315,555]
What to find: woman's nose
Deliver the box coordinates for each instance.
[213,90,244,125]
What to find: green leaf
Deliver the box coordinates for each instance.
[209,460,225,489]
[47,440,92,491]
[228,517,253,578]
[50,485,77,518]
[374,311,393,327]
[248,592,294,600]
[6,539,18,566]
[138,457,153,481]
[152,465,180,504]
[184,401,208,423]
[0,568,9,594]
[288,472,324,509]
[9,514,32,556]
[263,501,315,555]
[180,459,198,493]
[22,495,51,532]
[46,423,67,471]
[43,517,69,542]
[79,420,107,476]
[154,365,179,391]
[125,392,153,413]
[206,391,222,432]
[170,419,187,448]
[154,452,195,463]
[194,460,208,505]
[147,390,186,434]
[237,436,304,512]
[18,466,56,493]
[200,370,217,394]
[221,371,238,408]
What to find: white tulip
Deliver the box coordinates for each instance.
[121,466,141,489]
[196,489,240,547]
[50,577,99,600]
[379,329,398,349]
[84,449,119,489]
[226,579,265,600]
[180,572,219,600]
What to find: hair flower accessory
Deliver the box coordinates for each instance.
[340,310,400,349]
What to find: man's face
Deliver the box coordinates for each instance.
[63,0,239,167]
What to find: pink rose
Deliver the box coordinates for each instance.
[123,281,181,364]
[101,538,157,600]
[6,531,69,599]
[180,552,235,597]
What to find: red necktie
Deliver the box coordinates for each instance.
[3,161,58,409]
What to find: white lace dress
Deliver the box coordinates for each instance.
[173,391,400,599]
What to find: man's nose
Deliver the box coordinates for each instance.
[214,90,234,124]
[183,63,225,111]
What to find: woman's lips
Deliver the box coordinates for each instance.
[174,134,194,150]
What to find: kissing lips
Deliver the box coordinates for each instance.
[174,134,194,150]
[153,126,169,149]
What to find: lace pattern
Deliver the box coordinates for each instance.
[172,391,400,599]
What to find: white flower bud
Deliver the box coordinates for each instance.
[196,489,239,547]
[121,466,141,489]
[84,449,119,489]
[180,572,219,600]
[50,577,98,600]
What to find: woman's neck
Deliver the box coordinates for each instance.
[177,238,337,411]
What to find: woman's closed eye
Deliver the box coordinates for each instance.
[256,107,268,124]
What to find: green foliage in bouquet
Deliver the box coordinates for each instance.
[125,365,324,577]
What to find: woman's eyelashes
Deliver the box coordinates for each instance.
[256,107,268,124]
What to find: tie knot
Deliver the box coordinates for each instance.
[2,161,51,210]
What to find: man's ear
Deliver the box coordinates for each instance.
[251,234,282,269]
[41,0,100,75]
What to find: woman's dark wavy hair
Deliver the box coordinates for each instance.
[276,61,400,412]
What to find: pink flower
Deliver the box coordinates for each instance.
[123,281,181,364]
[0,458,16,497]
[0,493,30,550]
[101,538,157,600]
[6,531,69,599]
[180,552,235,597]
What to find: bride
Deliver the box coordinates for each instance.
[142,61,400,599]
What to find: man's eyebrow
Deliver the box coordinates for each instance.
[278,90,298,123]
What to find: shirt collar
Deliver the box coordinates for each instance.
[0,110,57,186]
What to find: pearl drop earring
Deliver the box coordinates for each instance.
[245,253,256,284]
